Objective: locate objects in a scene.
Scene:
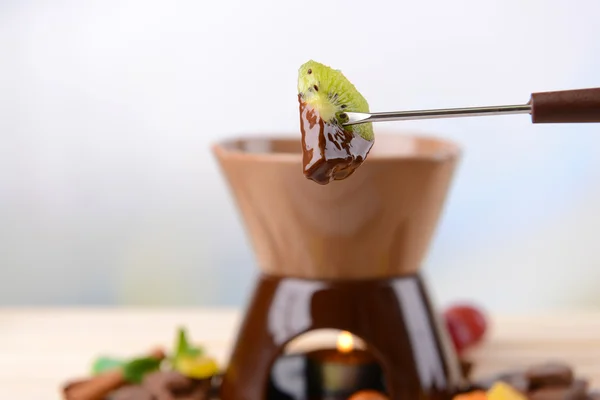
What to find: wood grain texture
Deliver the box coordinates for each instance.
[213,135,460,279]
[0,309,598,399]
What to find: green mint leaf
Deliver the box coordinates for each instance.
[186,347,202,357]
[91,357,125,375]
[174,327,204,360]
[122,356,161,384]
[175,327,190,358]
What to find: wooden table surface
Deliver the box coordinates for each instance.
[1,308,599,400]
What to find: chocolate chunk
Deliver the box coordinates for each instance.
[529,379,588,400]
[141,371,210,400]
[207,374,223,399]
[587,391,600,400]
[180,385,211,400]
[143,371,195,396]
[526,362,574,389]
[108,385,154,400]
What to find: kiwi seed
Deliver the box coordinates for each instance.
[336,112,349,124]
[307,69,312,74]
[313,85,318,92]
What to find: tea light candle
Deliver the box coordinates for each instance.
[305,332,384,399]
[348,390,389,400]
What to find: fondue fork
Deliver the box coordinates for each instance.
[342,87,600,126]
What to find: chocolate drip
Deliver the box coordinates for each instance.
[299,95,373,185]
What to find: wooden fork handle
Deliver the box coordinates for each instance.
[530,88,600,123]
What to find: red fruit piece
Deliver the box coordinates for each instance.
[444,304,487,354]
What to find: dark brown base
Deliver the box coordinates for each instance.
[220,274,463,400]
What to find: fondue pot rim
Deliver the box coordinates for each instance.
[212,131,461,163]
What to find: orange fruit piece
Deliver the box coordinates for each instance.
[453,390,488,400]
[487,382,527,400]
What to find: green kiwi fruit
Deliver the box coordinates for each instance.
[297,60,373,141]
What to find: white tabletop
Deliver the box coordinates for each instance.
[1,308,599,399]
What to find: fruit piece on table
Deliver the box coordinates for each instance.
[453,390,487,400]
[444,304,487,354]
[174,355,219,379]
[171,327,219,379]
[297,60,374,185]
[453,382,527,400]
[487,382,527,400]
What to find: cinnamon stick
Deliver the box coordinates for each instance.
[62,347,165,400]
[63,370,125,400]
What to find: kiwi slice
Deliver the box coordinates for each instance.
[298,60,373,141]
[297,60,374,185]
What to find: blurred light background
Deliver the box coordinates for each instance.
[0,0,599,312]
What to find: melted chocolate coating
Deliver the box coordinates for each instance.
[299,95,373,185]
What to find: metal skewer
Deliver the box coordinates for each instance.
[340,87,600,126]
[343,104,532,126]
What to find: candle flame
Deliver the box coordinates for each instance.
[337,331,354,353]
